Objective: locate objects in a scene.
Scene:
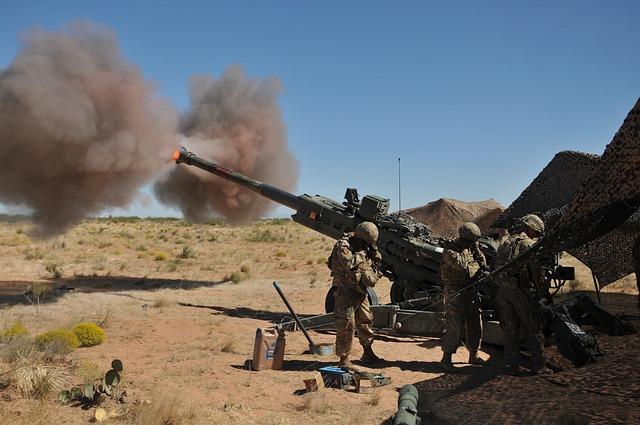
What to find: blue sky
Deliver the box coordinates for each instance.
[1,1,639,218]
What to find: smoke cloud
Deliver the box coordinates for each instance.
[154,65,299,223]
[0,23,178,236]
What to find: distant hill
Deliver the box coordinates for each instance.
[403,198,504,238]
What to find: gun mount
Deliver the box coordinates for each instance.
[174,147,498,310]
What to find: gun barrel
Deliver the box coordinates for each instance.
[174,147,301,211]
[392,384,421,425]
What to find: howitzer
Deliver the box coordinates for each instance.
[173,147,496,309]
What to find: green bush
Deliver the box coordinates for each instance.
[72,323,106,347]
[1,320,29,341]
[35,329,79,354]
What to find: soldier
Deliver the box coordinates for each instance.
[495,214,549,375]
[439,222,487,372]
[328,221,384,370]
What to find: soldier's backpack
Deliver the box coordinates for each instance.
[551,306,603,367]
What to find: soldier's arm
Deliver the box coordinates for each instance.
[472,241,487,268]
[443,249,468,271]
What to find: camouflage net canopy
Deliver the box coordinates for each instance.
[496,99,640,286]
[492,98,640,286]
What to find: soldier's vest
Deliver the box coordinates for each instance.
[495,233,534,289]
[441,247,476,286]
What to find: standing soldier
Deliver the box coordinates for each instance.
[495,214,549,375]
[439,222,487,372]
[328,221,384,370]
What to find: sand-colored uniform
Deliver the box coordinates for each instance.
[495,233,545,370]
[440,241,486,355]
[329,235,382,357]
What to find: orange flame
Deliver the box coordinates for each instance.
[172,150,181,161]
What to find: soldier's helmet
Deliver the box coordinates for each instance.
[458,222,482,241]
[521,214,545,235]
[355,222,379,244]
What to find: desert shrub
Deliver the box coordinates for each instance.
[274,250,287,258]
[24,282,49,310]
[152,295,172,308]
[72,323,106,347]
[135,244,147,251]
[23,247,44,260]
[45,262,63,279]
[166,259,181,272]
[13,358,68,398]
[229,271,243,284]
[240,263,251,274]
[178,245,196,259]
[75,360,102,385]
[1,335,35,363]
[154,252,167,261]
[246,229,283,243]
[317,256,327,265]
[35,329,79,355]
[1,320,28,341]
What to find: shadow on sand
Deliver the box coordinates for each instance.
[0,275,229,307]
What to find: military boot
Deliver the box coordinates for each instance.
[360,345,384,365]
[339,356,357,371]
[468,350,488,366]
[439,353,457,373]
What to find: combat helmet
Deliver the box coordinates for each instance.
[459,222,481,241]
[521,214,545,235]
[355,221,379,244]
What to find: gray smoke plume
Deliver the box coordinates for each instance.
[0,23,178,236]
[154,65,299,223]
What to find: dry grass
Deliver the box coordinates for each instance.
[296,392,330,414]
[218,335,239,354]
[368,388,382,406]
[152,294,172,308]
[131,394,196,425]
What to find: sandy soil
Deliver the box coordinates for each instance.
[0,218,638,425]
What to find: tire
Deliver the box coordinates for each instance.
[324,286,379,313]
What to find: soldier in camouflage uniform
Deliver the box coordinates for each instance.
[495,214,549,375]
[439,222,487,372]
[328,221,384,370]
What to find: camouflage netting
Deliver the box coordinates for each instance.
[496,99,640,286]
[489,98,640,286]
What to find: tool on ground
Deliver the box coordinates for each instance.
[272,281,334,356]
[392,384,421,425]
[318,366,392,392]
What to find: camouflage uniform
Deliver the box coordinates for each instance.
[441,241,486,356]
[495,232,545,371]
[329,234,382,360]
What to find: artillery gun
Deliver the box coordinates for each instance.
[172,147,498,311]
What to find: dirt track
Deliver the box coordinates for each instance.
[0,218,638,424]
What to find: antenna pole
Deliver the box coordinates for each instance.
[398,157,401,214]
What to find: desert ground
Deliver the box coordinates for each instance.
[0,217,638,425]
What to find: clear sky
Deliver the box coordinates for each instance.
[1,1,639,218]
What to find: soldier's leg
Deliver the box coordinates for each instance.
[464,290,485,365]
[496,287,522,371]
[463,290,483,352]
[355,294,383,363]
[515,294,545,371]
[333,290,356,360]
[354,294,374,347]
[442,287,465,354]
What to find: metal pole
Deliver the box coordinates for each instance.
[591,271,602,305]
[272,282,316,346]
[398,157,402,214]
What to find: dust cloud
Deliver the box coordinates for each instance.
[0,23,178,236]
[154,65,299,223]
